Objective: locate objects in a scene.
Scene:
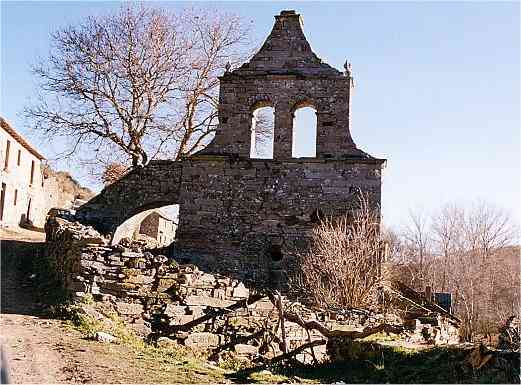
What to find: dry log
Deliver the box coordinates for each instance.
[211,329,265,356]
[156,293,265,335]
[281,308,403,339]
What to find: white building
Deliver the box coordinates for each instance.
[0,117,46,228]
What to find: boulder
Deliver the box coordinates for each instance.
[94,331,117,343]
[184,332,220,349]
[234,344,258,356]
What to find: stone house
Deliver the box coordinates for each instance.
[139,211,177,247]
[0,117,46,228]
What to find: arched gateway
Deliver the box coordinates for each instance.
[77,10,386,286]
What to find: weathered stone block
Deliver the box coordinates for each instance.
[234,344,258,355]
[184,295,235,308]
[115,301,143,316]
[184,332,220,349]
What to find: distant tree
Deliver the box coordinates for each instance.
[101,162,129,185]
[25,4,253,171]
[396,201,518,342]
[251,108,274,158]
[400,210,434,289]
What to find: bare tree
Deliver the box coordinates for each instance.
[397,201,518,342]
[250,107,274,158]
[290,195,385,309]
[101,162,129,186]
[431,203,464,291]
[25,5,253,171]
[400,210,434,290]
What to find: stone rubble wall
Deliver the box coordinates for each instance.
[45,217,332,360]
[46,217,459,362]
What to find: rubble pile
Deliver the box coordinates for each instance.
[45,217,461,363]
[45,217,329,360]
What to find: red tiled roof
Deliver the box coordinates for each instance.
[0,117,45,160]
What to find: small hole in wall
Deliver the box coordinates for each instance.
[269,244,283,262]
[221,117,228,124]
[310,208,324,223]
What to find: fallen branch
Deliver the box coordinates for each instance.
[268,339,327,365]
[211,329,265,356]
[280,306,403,340]
[155,293,265,335]
[276,291,287,353]
[232,339,328,377]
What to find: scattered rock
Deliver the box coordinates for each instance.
[184,332,220,349]
[93,332,117,343]
[156,337,178,347]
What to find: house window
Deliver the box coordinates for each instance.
[4,140,10,170]
[17,149,21,166]
[30,160,35,185]
[0,183,5,221]
[26,198,32,222]
[14,189,17,206]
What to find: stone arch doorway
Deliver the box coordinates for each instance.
[76,160,183,235]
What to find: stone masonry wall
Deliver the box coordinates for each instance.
[45,217,335,359]
[77,156,382,288]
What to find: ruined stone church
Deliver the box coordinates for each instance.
[77,10,386,286]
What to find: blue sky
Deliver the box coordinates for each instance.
[1,1,519,230]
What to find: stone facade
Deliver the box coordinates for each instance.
[139,211,176,247]
[76,10,386,287]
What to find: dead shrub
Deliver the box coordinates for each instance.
[290,195,386,309]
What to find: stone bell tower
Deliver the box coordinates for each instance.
[201,10,369,161]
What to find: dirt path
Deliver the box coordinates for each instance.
[0,229,229,384]
[0,229,89,383]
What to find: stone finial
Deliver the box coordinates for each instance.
[344,61,355,88]
[344,60,352,77]
[225,62,231,73]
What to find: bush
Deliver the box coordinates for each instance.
[290,194,385,309]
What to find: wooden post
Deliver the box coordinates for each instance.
[276,291,287,354]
